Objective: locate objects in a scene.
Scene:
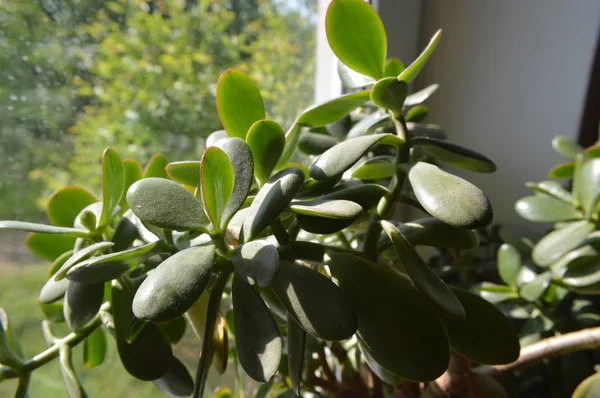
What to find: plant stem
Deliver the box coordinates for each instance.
[336,232,352,250]
[475,326,600,377]
[1,303,109,379]
[363,117,409,259]
[270,218,291,246]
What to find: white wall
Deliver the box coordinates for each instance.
[413,0,600,226]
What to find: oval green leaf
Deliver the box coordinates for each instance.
[247,120,285,185]
[527,180,574,203]
[319,183,387,211]
[214,138,254,231]
[520,272,552,302]
[381,220,465,319]
[352,156,395,180]
[47,187,96,227]
[271,261,357,340]
[297,90,371,128]
[120,159,144,211]
[143,153,169,179]
[0,221,90,238]
[232,275,282,382]
[405,105,429,123]
[243,168,305,241]
[133,243,215,323]
[54,241,115,281]
[64,281,104,331]
[404,84,440,107]
[39,273,69,304]
[532,220,595,266]
[153,356,194,398]
[384,57,404,77]
[217,69,265,139]
[291,199,362,219]
[398,29,442,83]
[99,148,125,228]
[127,178,209,231]
[328,252,449,381]
[497,244,522,287]
[26,233,76,261]
[287,315,306,395]
[440,288,520,365]
[573,371,600,398]
[232,240,279,288]
[409,162,493,229]
[552,135,583,159]
[83,327,107,369]
[396,218,479,249]
[515,196,581,223]
[326,0,386,79]
[298,131,339,155]
[310,133,403,180]
[548,161,575,179]
[410,137,496,173]
[576,158,600,216]
[111,279,172,380]
[370,77,407,117]
[166,161,201,187]
[201,146,235,230]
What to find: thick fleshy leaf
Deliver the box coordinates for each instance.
[296,214,356,235]
[64,281,104,331]
[297,175,341,199]
[409,162,493,229]
[407,122,446,139]
[84,327,107,368]
[527,180,574,203]
[404,84,440,107]
[153,357,194,398]
[59,344,86,398]
[73,202,103,231]
[120,159,144,211]
[548,161,575,179]
[111,279,172,380]
[247,120,285,185]
[47,187,96,227]
[319,183,387,210]
[0,309,23,369]
[143,153,169,179]
[242,168,305,241]
[352,156,395,180]
[497,244,522,287]
[133,244,215,323]
[99,148,125,228]
[440,288,520,365]
[201,146,235,230]
[159,317,187,345]
[232,275,282,382]
[409,137,496,173]
[550,245,599,275]
[271,261,357,340]
[214,138,254,231]
[398,30,442,83]
[328,252,449,381]
[297,90,371,128]
[396,218,479,249]
[217,69,265,139]
[111,216,139,253]
[26,233,76,261]
[310,134,403,180]
[562,254,600,287]
[370,77,407,117]
[576,158,600,216]
[515,196,581,222]
[384,58,404,77]
[477,283,519,305]
[405,105,428,123]
[337,61,374,89]
[0,221,90,238]
[166,161,201,187]
[275,123,302,170]
[39,301,65,323]
[381,220,465,319]
[39,272,69,303]
[127,178,209,231]
[532,220,595,266]
[290,199,362,219]
[66,242,158,283]
[232,240,279,288]
[298,132,339,155]
[326,0,386,79]
[520,272,552,302]
[54,241,115,280]
[499,225,541,257]
[347,111,390,139]
[552,135,583,159]
[573,372,600,398]
[287,316,306,395]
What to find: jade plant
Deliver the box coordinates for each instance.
[471,134,600,397]
[0,0,520,397]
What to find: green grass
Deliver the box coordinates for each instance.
[0,264,236,397]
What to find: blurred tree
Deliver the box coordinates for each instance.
[0,0,316,219]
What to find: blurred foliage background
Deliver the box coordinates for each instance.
[0,0,317,222]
